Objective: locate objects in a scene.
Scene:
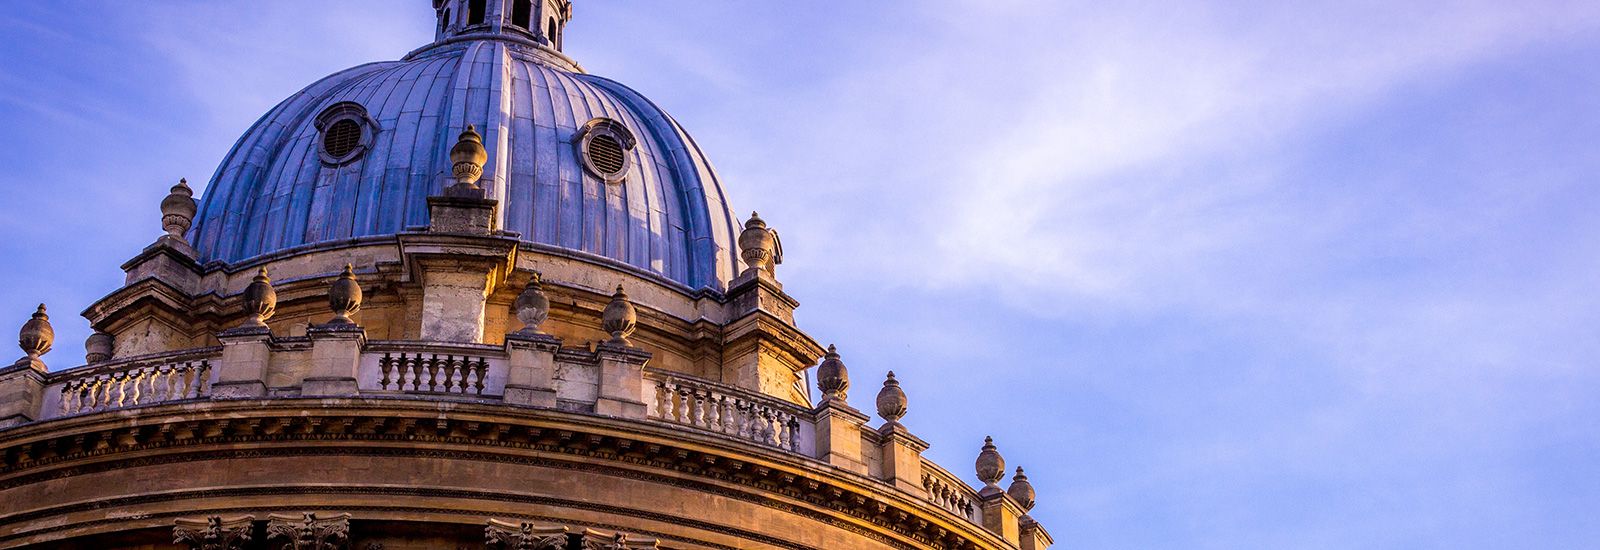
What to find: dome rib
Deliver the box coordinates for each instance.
[187,41,738,291]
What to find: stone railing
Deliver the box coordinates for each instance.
[45,347,221,418]
[359,341,508,398]
[644,369,813,456]
[921,460,981,523]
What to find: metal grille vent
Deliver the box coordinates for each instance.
[588,134,627,176]
[323,119,362,159]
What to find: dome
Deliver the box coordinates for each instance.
[189,24,739,291]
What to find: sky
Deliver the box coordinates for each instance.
[1,1,1598,548]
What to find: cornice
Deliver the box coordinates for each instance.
[0,400,1006,550]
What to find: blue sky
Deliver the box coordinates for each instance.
[2,1,1599,548]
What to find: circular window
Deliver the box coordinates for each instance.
[576,118,637,184]
[323,119,363,159]
[314,102,377,166]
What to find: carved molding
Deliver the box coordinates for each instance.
[173,515,254,550]
[267,512,351,550]
[0,407,994,550]
[486,519,660,550]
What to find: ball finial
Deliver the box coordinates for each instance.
[976,436,1006,494]
[1007,466,1036,512]
[817,344,850,402]
[875,370,907,425]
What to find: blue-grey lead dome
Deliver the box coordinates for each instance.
[189,29,739,291]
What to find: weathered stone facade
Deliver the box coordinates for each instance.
[0,2,1052,548]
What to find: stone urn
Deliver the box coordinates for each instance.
[449,124,487,190]
[84,332,113,363]
[738,211,778,274]
[816,344,849,401]
[17,304,53,367]
[875,371,906,425]
[976,436,1006,492]
[327,264,362,325]
[601,285,636,345]
[513,272,550,335]
[241,268,277,328]
[160,178,197,239]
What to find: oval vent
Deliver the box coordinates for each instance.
[588,134,627,176]
[323,119,363,159]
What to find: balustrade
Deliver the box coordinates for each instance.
[648,374,806,453]
[376,352,491,395]
[57,359,211,415]
[922,465,981,522]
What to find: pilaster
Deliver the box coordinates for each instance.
[302,324,365,396]
[120,236,202,291]
[427,194,498,235]
[594,343,650,419]
[212,327,271,398]
[721,270,822,405]
[979,492,1026,547]
[877,423,930,495]
[504,333,562,407]
[0,364,45,429]
[812,399,871,475]
[1020,517,1054,550]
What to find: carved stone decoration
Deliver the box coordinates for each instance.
[1008,466,1036,512]
[512,271,550,335]
[173,515,255,550]
[448,124,488,193]
[266,512,350,550]
[975,436,1006,494]
[816,344,849,402]
[875,370,907,425]
[161,177,198,239]
[15,304,52,369]
[485,519,570,549]
[600,285,637,346]
[575,528,660,550]
[327,264,363,325]
[241,268,277,329]
[737,211,782,275]
[84,331,113,363]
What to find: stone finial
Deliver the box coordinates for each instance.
[327,264,362,325]
[601,285,637,345]
[240,268,277,329]
[738,211,781,275]
[513,271,550,335]
[84,331,113,363]
[875,370,907,425]
[449,124,488,192]
[16,304,53,368]
[816,344,850,401]
[1007,466,1036,512]
[976,436,1006,493]
[160,178,197,240]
